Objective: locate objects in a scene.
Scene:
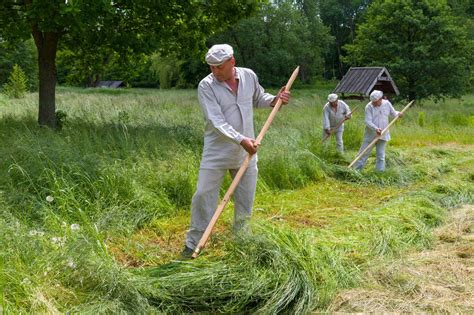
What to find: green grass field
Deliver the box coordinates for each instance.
[0,86,473,313]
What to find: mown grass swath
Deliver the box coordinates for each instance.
[0,88,473,312]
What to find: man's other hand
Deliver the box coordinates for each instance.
[271,86,291,107]
[240,138,259,155]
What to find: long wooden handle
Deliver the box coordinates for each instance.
[348,100,414,168]
[322,103,361,143]
[192,66,300,258]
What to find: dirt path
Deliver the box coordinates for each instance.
[329,204,474,313]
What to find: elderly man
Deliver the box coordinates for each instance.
[354,90,402,171]
[322,93,351,152]
[182,44,290,257]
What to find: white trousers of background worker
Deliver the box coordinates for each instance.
[185,164,257,250]
[322,128,344,152]
[354,136,387,171]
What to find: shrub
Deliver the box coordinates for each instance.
[3,64,28,98]
[417,111,426,127]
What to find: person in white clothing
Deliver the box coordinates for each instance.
[322,93,351,152]
[354,90,402,171]
[182,44,291,257]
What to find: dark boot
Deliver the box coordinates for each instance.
[180,245,194,259]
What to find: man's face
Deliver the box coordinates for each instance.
[329,101,338,107]
[372,98,382,107]
[210,57,235,82]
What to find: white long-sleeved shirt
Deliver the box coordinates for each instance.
[197,67,275,169]
[363,99,399,141]
[322,100,351,131]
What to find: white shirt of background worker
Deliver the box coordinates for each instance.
[182,44,290,257]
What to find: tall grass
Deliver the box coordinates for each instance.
[139,182,473,313]
[0,86,473,312]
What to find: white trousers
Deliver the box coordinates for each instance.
[354,137,387,171]
[185,164,258,249]
[322,129,344,152]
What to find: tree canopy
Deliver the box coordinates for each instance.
[0,0,260,128]
[1,0,473,110]
[210,0,332,86]
[344,0,473,100]
[318,0,373,79]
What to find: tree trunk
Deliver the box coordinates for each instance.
[32,26,60,129]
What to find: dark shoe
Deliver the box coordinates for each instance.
[180,246,194,259]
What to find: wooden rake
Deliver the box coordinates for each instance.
[191,66,300,258]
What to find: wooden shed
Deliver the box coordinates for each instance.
[333,67,399,100]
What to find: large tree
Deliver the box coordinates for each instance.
[318,0,373,79]
[210,0,332,86]
[344,0,473,100]
[0,0,258,128]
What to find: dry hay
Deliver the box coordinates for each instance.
[329,204,474,313]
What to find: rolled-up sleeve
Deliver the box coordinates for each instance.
[198,82,244,144]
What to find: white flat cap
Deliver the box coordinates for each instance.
[328,93,338,102]
[205,44,234,66]
[370,90,383,101]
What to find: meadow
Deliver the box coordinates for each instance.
[0,86,473,313]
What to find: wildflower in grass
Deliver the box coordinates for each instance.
[70,223,80,231]
[21,278,31,285]
[46,195,54,203]
[28,229,44,237]
[51,236,66,247]
[44,267,52,276]
[67,257,76,269]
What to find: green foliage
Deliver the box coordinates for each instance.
[210,0,332,86]
[55,110,68,131]
[417,111,426,127]
[344,0,474,101]
[149,53,186,89]
[0,39,38,90]
[318,0,373,79]
[448,0,474,39]
[3,64,28,98]
[57,49,158,88]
